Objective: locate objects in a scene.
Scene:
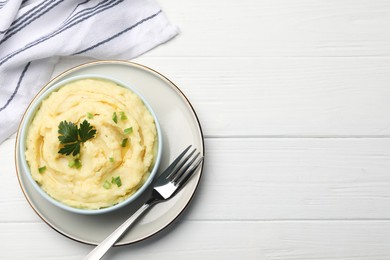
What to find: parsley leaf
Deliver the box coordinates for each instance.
[79,120,97,142]
[58,121,78,144]
[59,143,80,156]
[58,120,96,156]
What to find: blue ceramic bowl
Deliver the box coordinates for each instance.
[19,75,163,215]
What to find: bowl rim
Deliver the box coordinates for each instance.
[19,74,163,215]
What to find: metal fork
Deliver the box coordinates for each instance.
[83,145,204,260]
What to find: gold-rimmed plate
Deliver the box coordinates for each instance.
[15,60,204,245]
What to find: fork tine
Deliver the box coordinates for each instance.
[175,155,204,188]
[168,148,196,181]
[172,151,200,183]
[157,145,192,180]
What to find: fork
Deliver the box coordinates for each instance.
[83,145,204,260]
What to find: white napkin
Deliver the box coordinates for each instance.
[0,0,178,143]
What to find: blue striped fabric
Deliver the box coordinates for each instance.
[0,0,125,65]
[0,0,178,143]
[3,0,53,33]
[73,10,162,55]
[0,0,63,44]
[0,62,30,112]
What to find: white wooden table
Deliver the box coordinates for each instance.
[2,1,390,259]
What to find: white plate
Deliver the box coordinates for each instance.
[15,60,204,245]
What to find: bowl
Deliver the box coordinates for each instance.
[18,74,163,215]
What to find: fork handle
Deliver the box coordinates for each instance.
[83,199,156,260]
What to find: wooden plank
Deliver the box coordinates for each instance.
[134,56,390,137]
[2,221,390,260]
[194,138,390,220]
[4,137,390,222]
[154,0,390,57]
[51,56,390,137]
[0,136,43,222]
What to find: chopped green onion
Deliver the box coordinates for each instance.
[111,176,122,187]
[119,111,127,121]
[38,166,46,174]
[109,157,114,162]
[103,180,111,189]
[69,159,82,169]
[74,159,82,169]
[87,112,94,119]
[124,127,133,135]
[121,138,128,147]
[112,112,118,124]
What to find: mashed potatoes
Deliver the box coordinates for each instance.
[25,78,157,209]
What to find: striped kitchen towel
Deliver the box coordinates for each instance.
[0,0,178,143]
